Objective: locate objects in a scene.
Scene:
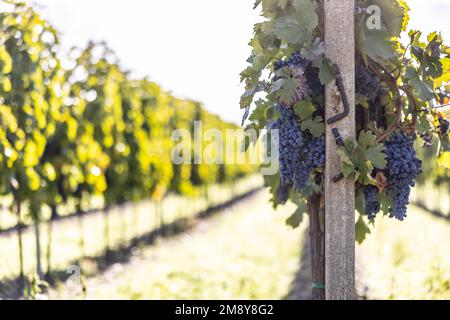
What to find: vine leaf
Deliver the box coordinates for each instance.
[405,67,436,101]
[273,16,307,45]
[355,215,371,244]
[273,0,317,44]
[364,31,394,63]
[301,37,325,61]
[264,173,280,209]
[358,131,387,169]
[434,57,450,88]
[271,77,300,105]
[293,99,315,120]
[315,57,334,85]
[286,206,305,228]
[338,132,386,186]
[372,0,409,37]
[240,81,267,109]
[286,196,307,228]
[292,0,318,33]
[301,116,324,138]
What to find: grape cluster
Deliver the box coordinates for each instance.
[437,114,449,136]
[304,136,325,169]
[356,62,380,100]
[271,107,304,187]
[271,106,325,192]
[363,185,380,220]
[274,52,306,71]
[419,132,433,147]
[384,132,422,221]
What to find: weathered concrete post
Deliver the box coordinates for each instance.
[324,0,356,300]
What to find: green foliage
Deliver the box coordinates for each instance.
[240,0,450,239]
[0,0,256,223]
[338,131,386,185]
[355,215,371,244]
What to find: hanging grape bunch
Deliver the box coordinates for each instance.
[271,53,325,193]
[437,113,449,137]
[240,0,450,239]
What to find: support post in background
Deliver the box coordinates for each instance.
[324,0,356,300]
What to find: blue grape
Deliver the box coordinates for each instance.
[356,62,380,100]
[438,114,449,136]
[288,51,307,67]
[384,132,422,221]
[271,106,325,192]
[293,135,325,191]
[274,60,288,71]
[363,185,380,220]
[271,107,304,187]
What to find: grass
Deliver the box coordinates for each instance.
[48,190,306,300]
[356,205,450,300]
[2,176,448,300]
[49,198,449,300]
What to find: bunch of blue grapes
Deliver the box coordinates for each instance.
[384,132,422,221]
[274,52,306,71]
[271,106,325,192]
[271,107,305,187]
[437,114,449,136]
[419,132,433,147]
[302,136,325,170]
[356,62,380,101]
[363,185,380,220]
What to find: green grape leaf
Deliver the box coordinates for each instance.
[315,57,335,85]
[372,0,409,37]
[434,57,450,88]
[286,202,307,228]
[424,55,443,79]
[337,132,385,185]
[355,215,371,244]
[273,16,307,45]
[365,143,387,169]
[301,116,324,137]
[264,173,280,209]
[240,81,267,109]
[355,189,365,216]
[292,0,318,33]
[405,67,436,101]
[378,191,392,215]
[272,77,300,105]
[358,131,387,169]
[364,30,394,63]
[293,99,315,120]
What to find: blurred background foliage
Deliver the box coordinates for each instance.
[0,0,257,296]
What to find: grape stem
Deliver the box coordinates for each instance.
[417,102,450,112]
[368,62,404,143]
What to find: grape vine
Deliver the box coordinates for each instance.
[240,0,450,241]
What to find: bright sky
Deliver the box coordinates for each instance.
[29,0,450,124]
